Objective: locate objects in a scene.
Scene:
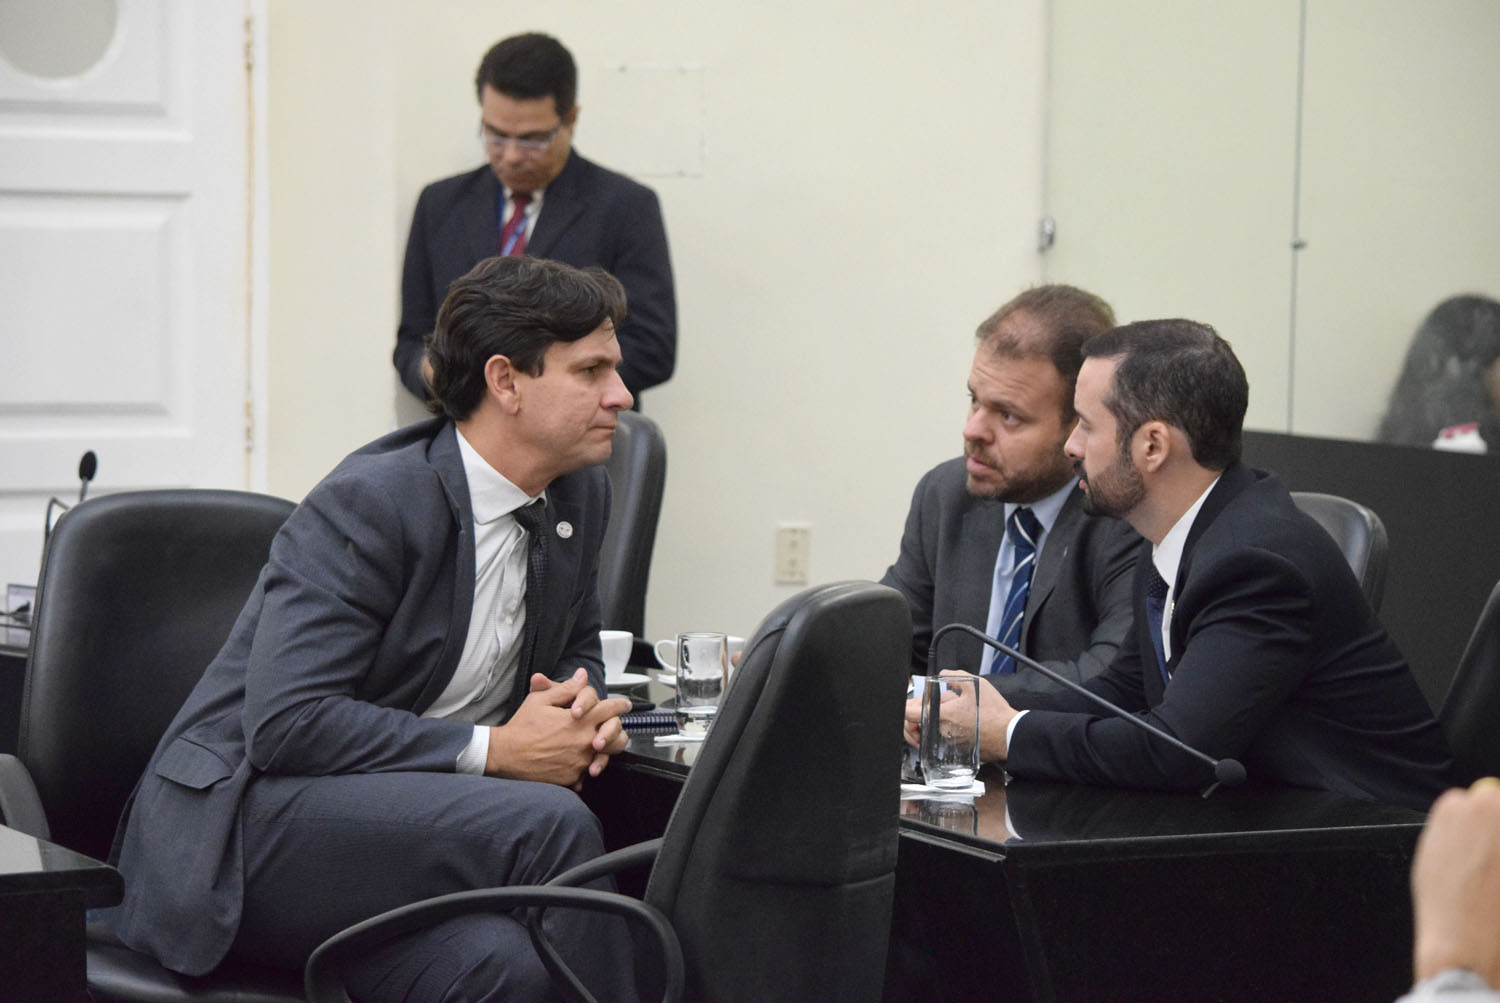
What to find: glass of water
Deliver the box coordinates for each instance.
[673,632,728,736]
[918,674,981,789]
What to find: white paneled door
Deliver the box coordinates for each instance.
[0,0,255,595]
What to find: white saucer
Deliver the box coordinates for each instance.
[606,672,651,688]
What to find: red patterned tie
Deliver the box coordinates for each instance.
[499,193,531,256]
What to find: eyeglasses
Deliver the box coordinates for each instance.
[479,123,561,155]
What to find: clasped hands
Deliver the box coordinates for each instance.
[902,669,1019,763]
[485,668,631,790]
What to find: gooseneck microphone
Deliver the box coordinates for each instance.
[77,450,97,502]
[927,621,1246,798]
[44,450,100,539]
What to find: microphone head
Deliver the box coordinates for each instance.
[1214,758,1247,787]
[78,451,97,482]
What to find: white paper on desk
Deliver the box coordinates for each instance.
[900,780,985,798]
[654,732,704,745]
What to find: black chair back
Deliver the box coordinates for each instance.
[598,410,667,636]
[641,580,910,1001]
[1441,577,1500,785]
[19,489,293,862]
[1291,490,1390,611]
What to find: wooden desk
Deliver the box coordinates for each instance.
[588,720,1425,1003]
[0,823,123,1002]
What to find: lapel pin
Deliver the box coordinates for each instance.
[556,521,573,539]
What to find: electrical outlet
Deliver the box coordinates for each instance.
[774,523,810,585]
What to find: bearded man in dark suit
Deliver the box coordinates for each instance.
[971,318,1452,810]
[883,285,1139,702]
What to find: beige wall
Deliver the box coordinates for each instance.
[266,1,1048,641]
[1043,0,1500,441]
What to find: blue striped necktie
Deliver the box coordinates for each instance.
[990,507,1042,674]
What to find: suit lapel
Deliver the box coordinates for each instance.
[1165,461,1257,665]
[461,168,503,264]
[1023,485,1084,642]
[527,152,587,259]
[955,498,1006,660]
[413,423,476,713]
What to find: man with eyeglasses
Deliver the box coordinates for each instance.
[396,32,676,403]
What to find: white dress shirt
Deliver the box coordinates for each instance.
[423,428,542,773]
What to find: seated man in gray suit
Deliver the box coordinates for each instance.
[883,285,1139,706]
[109,256,640,1001]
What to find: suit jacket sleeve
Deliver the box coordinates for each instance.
[1008,547,1317,792]
[602,184,675,395]
[880,472,939,674]
[1025,517,1139,690]
[395,183,441,400]
[241,470,471,777]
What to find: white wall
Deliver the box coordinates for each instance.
[1043,0,1500,441]
[265,1,1048,641]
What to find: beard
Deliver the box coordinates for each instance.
[963,440,1074,504]
[1078,448,1145,518]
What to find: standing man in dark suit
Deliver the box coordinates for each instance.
[110,256,640,1001]
[971,318,1452,810]
[396,32,675,403]
[883,285,1139,702]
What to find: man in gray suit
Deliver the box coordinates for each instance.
[883,285,1138,705]
[110,256,639,1000]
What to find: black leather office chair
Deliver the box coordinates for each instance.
[0,489,306,1002]
[306,580,912,1003]
[1291,491,1390,610]
[1440,576,1500,785]
[598,409,667,636]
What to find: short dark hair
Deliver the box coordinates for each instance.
[975,284,1117,421]
[475,33,577,117]
[426,256,626,421]
[1082,319,1248,471]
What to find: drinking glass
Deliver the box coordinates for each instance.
[918,674,981,789]
[672,632,728,735]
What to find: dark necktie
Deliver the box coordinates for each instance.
[499,192,532,256]
[989,507,1042,674]
[512,500,550,674]
[1145,566,1170,684]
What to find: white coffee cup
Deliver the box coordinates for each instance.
[654,634,745,672]
[599,629,633,683]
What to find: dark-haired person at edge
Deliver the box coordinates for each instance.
[909,319,1452,810]
[396,31,675,405]
[882,285,1139,713]
[108,256,640,1001]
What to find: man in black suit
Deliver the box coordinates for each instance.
[396,32,675,402]
[883,285,1138,699]
[975,319,1452,810]
[111,257,639,1000]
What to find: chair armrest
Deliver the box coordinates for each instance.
[547,836,663,888]
[0,754,50,839]
[304,885,684,1003]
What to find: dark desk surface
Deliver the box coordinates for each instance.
[0,822,122,908]
[597,679,1427,1003]
[0,823,123,1002]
